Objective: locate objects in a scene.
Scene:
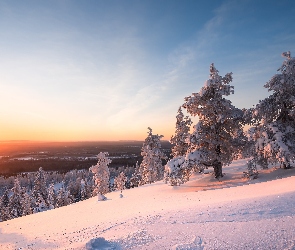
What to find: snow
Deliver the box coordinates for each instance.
[1,159,295,249]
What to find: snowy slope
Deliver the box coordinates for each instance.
[1,159,295,250]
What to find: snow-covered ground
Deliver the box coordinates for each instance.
[1,159,295,249]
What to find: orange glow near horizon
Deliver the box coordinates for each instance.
[0,121,174,142]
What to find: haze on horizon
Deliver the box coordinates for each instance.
[0,0,295,141]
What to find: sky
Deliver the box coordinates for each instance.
[0,0,295,141]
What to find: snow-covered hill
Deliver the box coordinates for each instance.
[1,159,295,249]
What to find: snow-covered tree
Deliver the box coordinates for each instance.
[164,156,190,186]
[80,179,88,201]
[247,52,295,168]
[165,64,245,183]
[0,189,11,221]
[33,193,48,213]
[21,188,32,216]
[67,177,82,202]
[114,172,127,196]
[8,179,23,218]
[89,152,111,201]
[32,167,48,210]
[56,184,72,208]
[139,127,167,184]
[129,162,141,188]
[47,183,56,209]
[170,107,192,157]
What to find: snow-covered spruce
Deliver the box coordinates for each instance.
[32,167,50,212]
[89,152,112,201]
[170,107,192,158]
[0,189,10,221]
[129,161,141,188]
[247,52,295,168]
[114,172,127,197]
[165,64,246,184]
[8,179,23,218]
[56,183,72,208]
[139,127,167,185]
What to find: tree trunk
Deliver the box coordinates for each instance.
[213,144,223,179]
[282,162,291,169]
[213,160,223,179]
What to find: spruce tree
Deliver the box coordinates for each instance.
[129,162,141,187]
[170,107,192,157]
[248,52,295,168]
[89,152,111,201]
[165,64,245,183]
[9,179,23,218]
[0,189,11,221]
[80,179,88,201]
[32,167,48,210]
[56,184,72,208]
[114,172,127,196]
[21,188,32,216]
[139,127,167,184]
[47,183,56,209]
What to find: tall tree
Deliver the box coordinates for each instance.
[21,188,32,216]
[9,179,23,218]
[47,183,57,209]
[170,107,192,157]
[89,152,111,201]
[114,172,127,196]
[247,52,295,168]
[32,167,48,209]
[139,127,167,184]
[56,183,72,208]
[166,64,245,183]
[80,179,88,201]
[0,189,11,221]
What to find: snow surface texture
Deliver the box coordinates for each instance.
[1,159,295,249]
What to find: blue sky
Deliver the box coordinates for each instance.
[0,0,295,141]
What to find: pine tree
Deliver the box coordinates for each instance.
[80,179,88,201]
[47,183,56,209]
[170,107,192,157]
[0,189,11,221]
[139,127,167,184]
[56,184,72,208]
[21,188,32,216]
[248,52,295,168]
[9,179,23,218]
[89,152,111,201]
[67,177,81,202]
[33,193,48,213]
[129,162,141,188]
[32,167,49,210]
[114,172,127,197]
[165,64,245,183]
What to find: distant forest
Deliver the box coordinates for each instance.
[0,141,172,176]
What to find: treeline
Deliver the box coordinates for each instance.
[0,156,143,176]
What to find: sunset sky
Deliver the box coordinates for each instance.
[0,0,295,141]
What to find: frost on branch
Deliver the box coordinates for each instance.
[89,152,111,200]
[165,64,246,185]
[247,52,295,168]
